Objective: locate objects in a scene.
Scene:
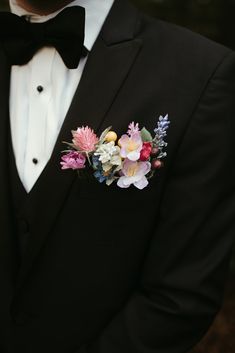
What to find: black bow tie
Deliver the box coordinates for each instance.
[0,6,88,69]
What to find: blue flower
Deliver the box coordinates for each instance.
[94,170,107,183]
[92,155,101,169]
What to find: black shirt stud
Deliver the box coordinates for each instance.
[32,158,38,165]
[37,85,44,93]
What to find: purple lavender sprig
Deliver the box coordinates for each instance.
[153,114,170,159]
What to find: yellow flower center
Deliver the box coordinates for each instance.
[127,140,139,152]
[127,163,138,177]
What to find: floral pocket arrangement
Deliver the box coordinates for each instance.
[61,115,170,190]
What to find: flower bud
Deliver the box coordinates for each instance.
[105,131,118,142]
[151,159,162,170]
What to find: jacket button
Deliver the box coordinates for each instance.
[13,312,29,326]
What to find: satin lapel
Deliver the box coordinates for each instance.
[0,49,18,285]
[16,0,142,288]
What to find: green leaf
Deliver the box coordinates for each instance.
[99,126,112,144]
[141,127,153,142]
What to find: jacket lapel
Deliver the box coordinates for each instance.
[0,49,18,288]
[16,0,143,288]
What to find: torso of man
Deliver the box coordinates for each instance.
[0,1,235,353]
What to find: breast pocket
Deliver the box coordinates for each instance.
[58,171,162,247]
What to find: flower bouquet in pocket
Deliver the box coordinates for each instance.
[61,115,170,190]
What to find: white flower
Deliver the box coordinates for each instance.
[94,141,122,171]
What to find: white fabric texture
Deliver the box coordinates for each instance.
[9,0,114,192]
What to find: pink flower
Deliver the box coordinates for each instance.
[119,132,143,161]
[127,122,140,136]
[72,126,98,152]
[60,151,86,170]
[140,142,152,161]
[117,159,151,189]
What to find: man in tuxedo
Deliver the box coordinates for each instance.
[0,0,235,352]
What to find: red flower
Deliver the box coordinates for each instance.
[139,142,152,161]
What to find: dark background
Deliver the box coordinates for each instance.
[132,0,235,50]
[1,0,234,352]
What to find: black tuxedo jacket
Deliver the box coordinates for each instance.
[0,1,235,352]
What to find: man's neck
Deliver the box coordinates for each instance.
[15,0,74,15]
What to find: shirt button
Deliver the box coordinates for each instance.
[32,158,38,165]
[37,85,44,93]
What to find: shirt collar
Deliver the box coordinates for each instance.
[9,0,115,51]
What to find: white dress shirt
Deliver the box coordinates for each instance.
[9,0,114,192]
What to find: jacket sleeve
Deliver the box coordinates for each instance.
[76,51,235,353]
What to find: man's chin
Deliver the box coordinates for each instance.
[16,0,74,15]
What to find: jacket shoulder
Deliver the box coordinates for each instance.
[137,11,232,70]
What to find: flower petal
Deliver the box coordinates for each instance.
[127,151,140,161]
[134,176,149,190]
[117,176,131,188]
